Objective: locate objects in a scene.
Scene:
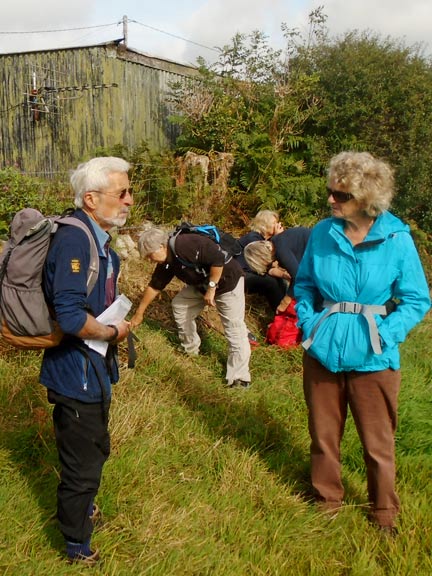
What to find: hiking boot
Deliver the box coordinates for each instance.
[66,549,100,566]
[248,332,259,348]
[66,539,100,566]
[316,500,343,520]
[226,379,251,389]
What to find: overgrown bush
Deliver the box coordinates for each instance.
[164,10,432,235]
[93,142,197,226]
[0,168,72,237]
[129,143,193,225]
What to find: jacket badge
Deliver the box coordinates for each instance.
[70,259,81,273]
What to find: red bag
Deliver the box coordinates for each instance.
[265,299,302,349]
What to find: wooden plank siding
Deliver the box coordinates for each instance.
[0,43,197,178]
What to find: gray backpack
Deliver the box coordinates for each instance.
[0,208,99,349]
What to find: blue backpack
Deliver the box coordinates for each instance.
[168,221,242,276]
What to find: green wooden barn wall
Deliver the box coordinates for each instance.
[0,44,196,178]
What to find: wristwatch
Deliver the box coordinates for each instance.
[208,280,217,289]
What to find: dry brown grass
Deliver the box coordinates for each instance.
[0,238,273,364]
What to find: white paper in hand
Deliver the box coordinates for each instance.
[85,294,132,356]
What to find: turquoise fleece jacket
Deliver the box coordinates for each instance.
[294,211,431,372]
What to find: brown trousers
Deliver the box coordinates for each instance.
[303,353,401,527]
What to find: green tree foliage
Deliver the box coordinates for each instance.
[94,142,196,225]
[0,168,71,237]
[288,29,432,231]
[128,143,194,224]
[168,31,325,224]
[167,7,432,234]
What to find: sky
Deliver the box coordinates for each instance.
[0,0,430,66]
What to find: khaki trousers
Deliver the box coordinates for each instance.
[303,353,401,527]
[172,277,251,384]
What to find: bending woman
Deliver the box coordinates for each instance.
[235,210,285,311]
[244,225,310,309]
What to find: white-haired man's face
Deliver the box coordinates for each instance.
[84,171,133,230]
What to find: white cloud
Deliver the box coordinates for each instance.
[323,0,431,53]
[0,0,430,60]
[1,0,94,28]
[162,0,293,65]
[0,0,113,53]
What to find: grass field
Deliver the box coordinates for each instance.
[0,282,431,575]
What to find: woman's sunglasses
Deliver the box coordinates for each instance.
[326,187,354,203]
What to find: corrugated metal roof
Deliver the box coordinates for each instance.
[0,39,198,73]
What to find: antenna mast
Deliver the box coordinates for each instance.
[123,15,128,48]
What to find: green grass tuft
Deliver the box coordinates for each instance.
[0,314,431,574]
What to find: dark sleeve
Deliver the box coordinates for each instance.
[235,231,264,271]
[238,231,263,249]
[148,263,176,291]
[272,242,300,278]
[176,234,226,268]
[272,228,311,279]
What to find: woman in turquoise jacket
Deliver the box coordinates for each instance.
[294,151,430,535]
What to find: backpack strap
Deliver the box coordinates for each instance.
[168,231,178,260]
[58,216,100,295]
[127,331,139,368]
[168,230,196,270]
[302,300,388,355]
[168,230,209,276]
[0,242,13,288]
[194,224,221,243]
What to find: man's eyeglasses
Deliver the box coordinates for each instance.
[326,187,354,203]
[92,189,133,200]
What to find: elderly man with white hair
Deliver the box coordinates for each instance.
[40,156,133,565]
[131,227,251,388]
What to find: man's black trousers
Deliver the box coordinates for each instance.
[48,389,110,543]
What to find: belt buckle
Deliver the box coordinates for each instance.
[340,302,362,314]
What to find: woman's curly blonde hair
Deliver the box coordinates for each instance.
[328,151,395,217]
[250,210,279,238]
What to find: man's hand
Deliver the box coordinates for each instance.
[110,319,131,343]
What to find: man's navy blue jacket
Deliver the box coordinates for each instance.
[40,210,120,403]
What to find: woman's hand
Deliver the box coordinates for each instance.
[130,312,144,330]
[268,263,291,281]
[129,286,161,330]
[273,221,284,235]
[276,295,292,313]
[203,287,216,307]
